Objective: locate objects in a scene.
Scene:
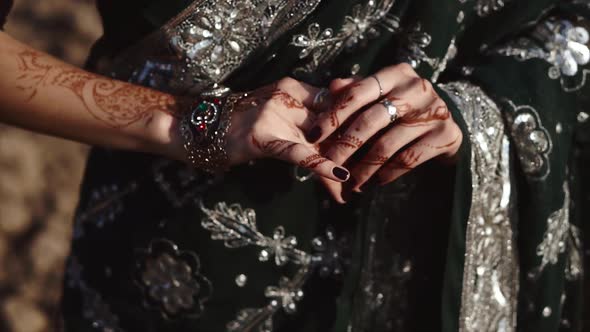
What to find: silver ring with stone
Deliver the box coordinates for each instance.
[380,99,398,123]
[371,75,384,98]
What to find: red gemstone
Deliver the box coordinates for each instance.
[213,98,221,105]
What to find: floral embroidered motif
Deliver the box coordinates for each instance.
[493,18,590,92]
[65,256,124,332]
[226,269,309,332]
[397,23,438,68]
[292,0,399,74]
[504,100,552,180]
[310,227,350,278]
[200,201,309,266]
[440,82,518,332]
[199,201,349,331]
[114,0,323,92]
[459,0,511,17]
[135,239,212,319]
[532,182,583,281]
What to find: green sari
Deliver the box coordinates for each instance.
[5,0,588,331]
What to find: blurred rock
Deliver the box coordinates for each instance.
[0,0,101,331]
[2,296,48,332]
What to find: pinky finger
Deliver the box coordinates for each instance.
[281,143,351,182]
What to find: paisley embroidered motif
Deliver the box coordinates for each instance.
[440,82,519,332]
[504,100,553,180]
[135,239,213,319]
[291,0,399,74]
[493,18,590,92]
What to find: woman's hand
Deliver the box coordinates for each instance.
[223,77,351,182]
[307,63,462,202]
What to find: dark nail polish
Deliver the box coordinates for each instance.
[306,126,322,143]
[332,167,350,181]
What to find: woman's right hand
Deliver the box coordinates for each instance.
[224,77,351,182]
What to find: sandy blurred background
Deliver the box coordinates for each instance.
[1,1,101,331]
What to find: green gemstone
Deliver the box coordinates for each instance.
[197,102,208,112]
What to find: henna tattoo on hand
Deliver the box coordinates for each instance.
[385,148,423,170]
[387,96,450,127]
[15,50,181,128]
[239,84,305,112]
[334,134,364,149]
[360,154,389,166]
[416,134,461,150]
[252,136,297,157]
[299,153,328,169]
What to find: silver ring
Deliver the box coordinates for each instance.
[371,75,384,98]
[312,88,330,109]
[380,99,398,123]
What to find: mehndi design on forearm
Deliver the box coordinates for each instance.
[15,49,180,128]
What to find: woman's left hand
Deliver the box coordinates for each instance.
[306,63,463,203]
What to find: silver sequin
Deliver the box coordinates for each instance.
[504,100,553,180]
[493,18,590,92]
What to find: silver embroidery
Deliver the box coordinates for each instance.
[226,268,309,332]
[199,201,346,331]
[152,159,216,208]
[474,0,511,16]
[398,24,438,69]
[109,0,323,93]
[73,182,138,239]
[135,239,213,319]
[532,182,583,280]
[504,100,552,180]
[200,201,309,266]
[66,256,124,332]
[291,0,399,73]
[493,18,590,92]
[440,82,519,332]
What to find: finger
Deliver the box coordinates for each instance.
[276,77,323,110]
[319,177,348,204]
[306,64,416,144]
[376,128,462,184]
[329,76,363,94]
[349,123,433,191]
[255,136,350,182]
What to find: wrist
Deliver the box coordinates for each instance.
[143,99,188,162]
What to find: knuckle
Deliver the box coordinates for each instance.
[277,77,297,89]
[395,62,416,75]
[356,112,375,131]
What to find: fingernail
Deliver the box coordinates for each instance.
[332,167,350,181]
[306,126,322,143]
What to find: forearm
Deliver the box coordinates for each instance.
[0,31,184,159]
